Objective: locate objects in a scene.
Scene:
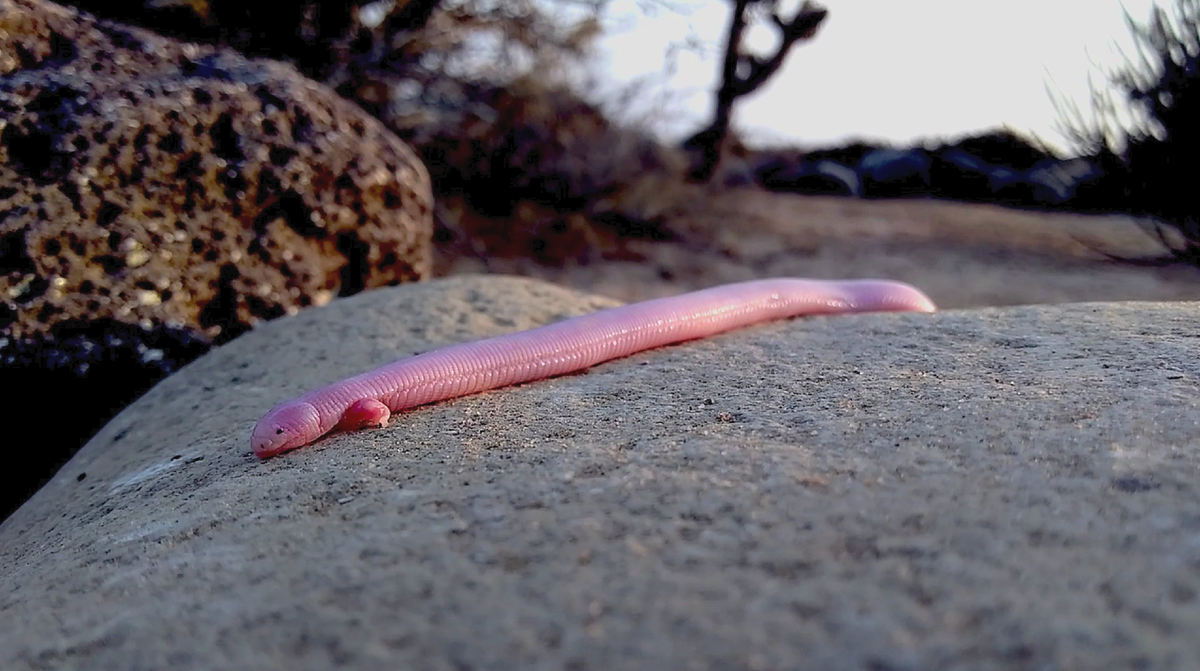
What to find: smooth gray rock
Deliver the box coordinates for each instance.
[2,275,1199,671]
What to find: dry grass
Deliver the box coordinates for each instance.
[437,187,1200,310]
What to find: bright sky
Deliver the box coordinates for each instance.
[583,0,1165,155]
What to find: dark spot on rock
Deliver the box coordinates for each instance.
[383,189,401,209]
[190,238,203,253]
[107,231,121,251]
[291,110,313,143]
[254,86,288,113]
[261,119,278,136]
[174,152,203,179]
[1,84,85,183]
[58,181,83,213]
[192,88,213,105]
[268,146,296,167]
[217,166,248,205]
[210,113,243,162]
[13,276,49,304]
[197,263,246,341]
[157,131,184,153]
[335,173,354,191]
[27,85,82,113]
[1112,476,1161,493]
[36,302,62,322]
[96,25,144,51]
[44,238,62,256]
[0,187,17,199]
[46,31,78,65]
[13,44,39,70]
[79,280,94,294]
[244,294,285,321]
[256,169,282,205]
[133,127,151,149]
[175,153,205,213]
[93,255,126,274]
[0,227,36,274]
[76,472,86,482]
[1,124,72,185]
[97,201,123,228]
[336,232,370,296]
[252,189,323,241]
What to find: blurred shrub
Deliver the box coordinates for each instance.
[57,0,692,265]
[1053,0,1200,263]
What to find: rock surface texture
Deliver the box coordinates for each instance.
[0,0,433,518]
[0,0,432,338]
[1,275,1198,670]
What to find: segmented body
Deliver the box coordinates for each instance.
[251,278,936,458]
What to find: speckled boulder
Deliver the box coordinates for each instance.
[0,0,433,520]
[0,0,433,340]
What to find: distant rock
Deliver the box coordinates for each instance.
[927,148,999,201]
[933,129,1055,170]
[797,140,882,168]
[2,276,1199,670]
[0,0,433,519]
[758,159,861,197]
[858,148,933,198]
[1026,157,1105,206]
[1,0,432,339]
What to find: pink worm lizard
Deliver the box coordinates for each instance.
[251,278,936,458]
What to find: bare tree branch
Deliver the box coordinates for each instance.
[683,0,828,181]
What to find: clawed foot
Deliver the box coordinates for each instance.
[337,398,392,431]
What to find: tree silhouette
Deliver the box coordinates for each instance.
[1053,0,1200,264]
[683,0,828,181]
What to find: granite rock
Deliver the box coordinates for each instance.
[0,0,433,519]
[2,275,1198,670]
[0,0,432,339]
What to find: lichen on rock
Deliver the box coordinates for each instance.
[0,0,435,520]
[0,0,433,341]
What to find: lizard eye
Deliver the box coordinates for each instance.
[251,402,321,458]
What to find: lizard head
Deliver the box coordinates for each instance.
[251,401,321,459]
